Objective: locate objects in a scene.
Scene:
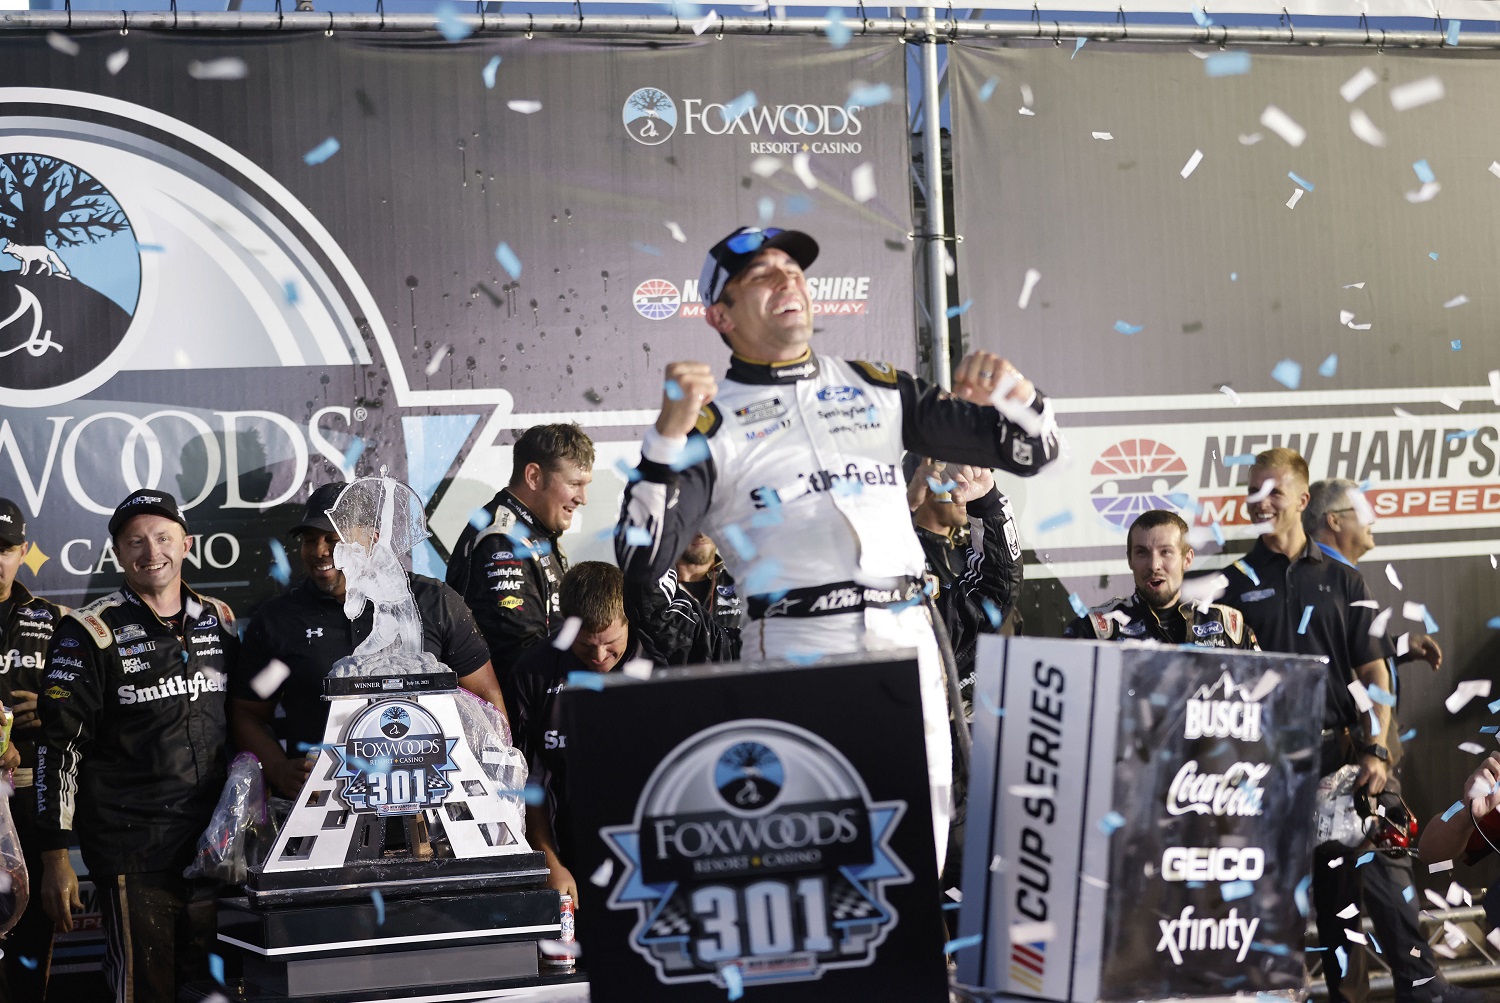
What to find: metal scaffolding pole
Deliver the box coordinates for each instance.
[920,7,951,390]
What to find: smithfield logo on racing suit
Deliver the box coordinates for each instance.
[1091,438,1190,529]
[1,649,43,671]
[750,463,898,508]
[333,699,458,816]
[633,279,681,320]
[117,669,226,705]
[1184,671,1263,742]
[602,720,910,990]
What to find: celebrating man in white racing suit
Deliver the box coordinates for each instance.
[615,226,1063,868]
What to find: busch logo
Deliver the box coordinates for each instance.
[1184,671,1263,742]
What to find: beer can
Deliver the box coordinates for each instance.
[540,893,576,970]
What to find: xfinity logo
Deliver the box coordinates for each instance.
[1156,906,1259,965]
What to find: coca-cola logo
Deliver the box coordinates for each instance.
[1165,760,1268,817]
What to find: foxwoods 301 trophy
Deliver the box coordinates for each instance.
[216,475,567,1002]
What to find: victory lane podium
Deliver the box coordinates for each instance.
[562,653,950,1003]
[957,636,1328,1001]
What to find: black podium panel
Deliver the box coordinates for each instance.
[563,653,948,1003]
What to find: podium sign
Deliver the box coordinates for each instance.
[563,653,948,1003]
[957,637,1325,1000]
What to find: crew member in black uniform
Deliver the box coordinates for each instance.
[1065,510,1258,649]
[446,424,594,716]
[0,497,61,1002]
[627,532,740,665]
[512,562,647,906]
[231,484,504,799]
[34,489,236,1003]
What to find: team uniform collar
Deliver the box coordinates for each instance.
[1315,540,1357,568]
[726,350,819,385]
[499,487,556,540]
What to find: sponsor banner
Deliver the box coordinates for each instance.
[565,656,946,1003]
[0,32,912,616]
[960,637,1323,1000]
[333,699,459,816]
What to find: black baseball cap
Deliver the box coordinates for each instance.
[698,226,819,307]
[108,489,188,538]
[291,483,345,536]
[0,498,24,547]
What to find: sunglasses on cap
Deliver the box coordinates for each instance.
[723,227,786,254]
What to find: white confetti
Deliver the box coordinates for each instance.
[552,616,582,650]
[1444,294,1469,309]
[1350,599,1379,609]
[1348,108,1386,147]
[851,163,877,204]
[538,939,581,958]
[1343,281,1366,289]
[1440,394,1463,410]
[1390,76,1445,111]
[507,100,543,114]
[1246,671,1282,703]
[620,658,654,680]
[188,57,248,80]
[1429,858,1453,873]
[691,8,717,33]
[1238,133,1263,145]
[1341,67,1380,103]
[1491,161,1500,180]
[1447,881,1471,906]
[1344,928,1368,945]
[1091,131,1114,140]
[1348,680,1375,714]
[1009,920,1057,943]
[1260,105,1306,147]
[1491,370,1500,405]
[1018,107,1035,117]
[1286,188,1305,209]
[1340,310,1355,325]
[591,858,615,886]
[1386,563,1403,590]
[47,32,80,56]
[106,48,129,75]
[425,344,451,376]
[1337,903,1360,919]
[749,155,783,178]
[1180,149,1204,179]
[1461,741,1488,755]
[791,152,818,189]
[1018,268,1041,309]
[1446,679,1492,714]
[1008,784,1056,799]
[1369,606,1393,637]
[1406,181,1442,203]
[664,221,687,243]
[481,749,507,764]
[1402,601,1427,622]
[1218,385,1241,405]
[1396,633,1410,657]
[249,659,291,699]
[946,887,963,902]
[1489,928,1500,952]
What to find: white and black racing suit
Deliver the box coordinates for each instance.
[615,351,1062,867]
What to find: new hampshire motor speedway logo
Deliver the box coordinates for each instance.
[1090,438,1191,529]
[333,699,458,816]
[602,720,910,990]
[633,278,681,320]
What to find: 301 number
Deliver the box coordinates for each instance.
[368,769,428,808]
[691,877,833,962]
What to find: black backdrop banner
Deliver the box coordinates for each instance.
[949,40,1500,849]
[0,30,914,616]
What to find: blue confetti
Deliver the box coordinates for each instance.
[1442,800,1466,821]
[1404,885,1415,902]
[1038,510,1074,532]
[1400,727,1417,741]
[846,82,892,108]
[927,477,958,495]
[946,299,973,318]
[18,956,36,969]
[1367,683,1397,706]
[1491,697,1500,713]
[268,538,291,586]
[1097,810,1125,835]
[520,783,545,805]
[1335,946,1348,975]
[567,671,604,690]
[1191,4,1212,25]
[783,193,814,216]
[1297,605,1313,634]
[943,933,984,954]
[342,436,365,475]
[1488,617,1500,629]
[1356,851,1374,867]
[1424,607,1440,633]
[978,688,1005,716]
[303,137,341,166]
[1271,359,1302,389]
[831,477,864,496]
[1430,251,1440,261]
[371,888,386,925]
[613,458,642,483]
[757,196,775,224]
[495,242,522,279]
[824,7,852,47]
[721,524,757,560]
[942,901,961,911]
[1413,159,1436,184]
[434,1,473,41]
[724,90,757,121]
[1205,51,1250,77]
[1211,522,1225,546]
[1222,880,1254,901]
[632,242,663,256]
[1233,560,1260,586]
[1288,171,1315,191]
[739,558,783,596]
[1224,453,1255,466]
[468,507,492,531]
[784,650,824,665]
[209,953,225,985]
[1318,353,1338,378]
[980,597,1003,629]
[1257,941,1291,956]
[482,55,501,88]
[723,962,745,1000]
[1448,429,1479,441]
[1114,320,1143,335]
[1483,725,1499,734]
[283,280,299,305]
[978,76,999,102]
[1294,874,1311,916]
[137,243,166,253]
[621,526,653,547]
[1068,593,1089,618]
[669,435,711,471]
[1452,339,1463,351]
[1446,18,1461,45]
[1230,272,1239,281]
[663,379,684,401]
[1072,37,1086,58]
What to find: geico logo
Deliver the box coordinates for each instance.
[1184,698,1263,742]
[681,100,864,137]
[0,405,359,517]
[60,532,241,577]
[1161,846,1265,882]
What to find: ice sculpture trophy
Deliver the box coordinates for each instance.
[219,473,571,1002]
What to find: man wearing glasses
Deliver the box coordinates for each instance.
[615,225,1064,867]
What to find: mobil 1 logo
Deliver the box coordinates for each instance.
[602,720,910,991]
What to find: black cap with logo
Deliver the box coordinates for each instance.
[698,226,819,307]
[290,483,345,536]
[108,489,189,539]
[0,498,25,547]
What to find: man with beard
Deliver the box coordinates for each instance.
[1065,510,1257,649]
[231,483,505,799]
[34,489,235,1003]
[448,424,594,716]
[627,532,740,665]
